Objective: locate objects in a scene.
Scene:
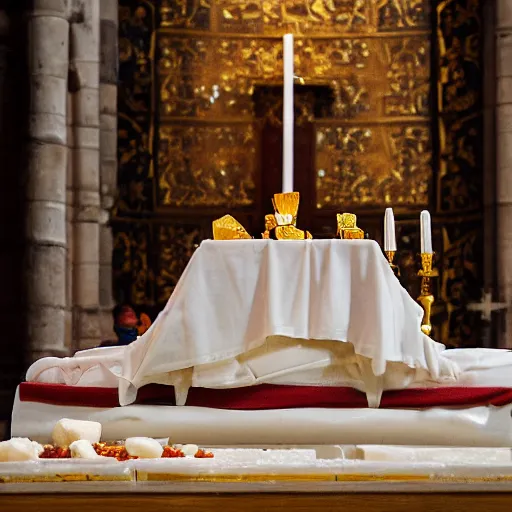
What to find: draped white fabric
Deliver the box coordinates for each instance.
[12,389,512,447]
[26,345,512,393]
[26,344,512,396]
[118,240,459,405]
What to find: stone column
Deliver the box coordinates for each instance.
[497,0,512,347]
[99,0,118,339]
[66,91,74,351]
[69,0,102,349]
[25,0,69,360]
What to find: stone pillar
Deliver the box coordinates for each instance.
[497,0,512,347]
[99,0,118,339]
[69,0,102,349]
[66,91,74,351]
[25,0,69,360]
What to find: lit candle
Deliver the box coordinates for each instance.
[282,33,294,193]
[420,210,433,254]
[384,208,397,252]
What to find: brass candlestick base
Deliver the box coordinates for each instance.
[417,253,439,336]
[385,250,400,277]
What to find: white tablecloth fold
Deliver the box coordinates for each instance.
[118,240,459,406]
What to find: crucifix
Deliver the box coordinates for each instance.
[467,290,508,322]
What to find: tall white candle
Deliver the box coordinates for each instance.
[384,208,397,252]
[420,210,433,254]
[282,33,294,193]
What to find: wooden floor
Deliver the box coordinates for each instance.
[2,492,512,512]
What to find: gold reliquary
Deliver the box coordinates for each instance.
[263,192,312,240]
[212,192,313,241]
[336,213,364,240]
[212,215,252,241]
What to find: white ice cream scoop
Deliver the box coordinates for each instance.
[181,444,199,457]
[0,438,44,462]
[125,437,163,458]
[69,440,101,459]
[52,418,102,447]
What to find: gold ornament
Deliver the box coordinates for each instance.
[262,192,312,240]
[336,213,364,239]
[212,215,252,240]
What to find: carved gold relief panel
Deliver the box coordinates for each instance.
[437,0,481,115]
[158,124,257,207]
[158,35,430,121]
[438,112,482,213]
[433,0,484,346]
[155,224,201,304]
[117,1,156,215]
[113,222,154,307]
[157,27,431,209]
[160,0,430,33]
[315,123,430,207]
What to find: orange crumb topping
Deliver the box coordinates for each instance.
[38,443,214,461]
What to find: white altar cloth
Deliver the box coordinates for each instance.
[12,389,512,446]
[24,346,512,393]
[118,240,458,406]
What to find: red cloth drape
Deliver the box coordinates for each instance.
[19,382,512,410]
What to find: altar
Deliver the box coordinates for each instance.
[0,7,507,507]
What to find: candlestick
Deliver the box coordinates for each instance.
[282,33,294,193]
[417,253,439,336]
[420,210,432,254]
[385,251,400,277]
[384,208,397,252]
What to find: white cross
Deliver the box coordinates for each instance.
[467,291,508,322]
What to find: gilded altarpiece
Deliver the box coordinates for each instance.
[114,0,485,346]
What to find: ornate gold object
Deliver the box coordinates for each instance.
[336,213,364,240]
[263,192,312,240]
[417,253,439,337]
[385,251,400,277]
[212,215,252,241]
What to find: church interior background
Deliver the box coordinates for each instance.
[0,0,506,437]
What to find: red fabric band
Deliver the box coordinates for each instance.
[18,382,512,410]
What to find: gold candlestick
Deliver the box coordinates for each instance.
[417,253,439,336]
[385,250,400,277]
